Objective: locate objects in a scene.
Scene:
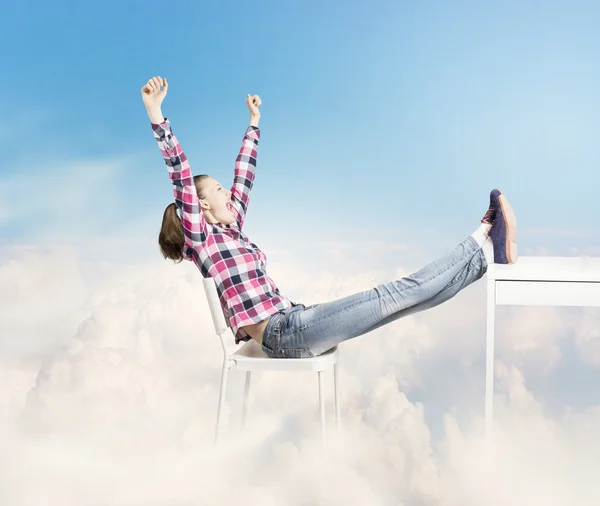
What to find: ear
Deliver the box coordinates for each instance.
[199,199,210,210]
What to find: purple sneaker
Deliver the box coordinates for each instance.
[489,192,518,264]
[481,189,503,225]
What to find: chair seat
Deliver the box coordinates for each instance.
[230,339,339,372]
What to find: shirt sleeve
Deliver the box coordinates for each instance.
[151,118,209,255]
[229,125,260,229]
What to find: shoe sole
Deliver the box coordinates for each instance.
[498,194,518,263]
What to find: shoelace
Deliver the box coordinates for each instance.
[481,209,495,224]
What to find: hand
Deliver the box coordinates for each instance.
[246,94,262,118]
[141,76,168,110]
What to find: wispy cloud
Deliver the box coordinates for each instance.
[0,154,145,241]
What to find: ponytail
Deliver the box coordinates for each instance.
[158,203,185,263]
[158,174,210,263]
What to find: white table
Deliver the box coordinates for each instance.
[485,256,600,437]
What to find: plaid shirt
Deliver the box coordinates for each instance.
[152,119,295,344]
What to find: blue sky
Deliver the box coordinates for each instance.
[2,4,600,500]
[2,0,599,253]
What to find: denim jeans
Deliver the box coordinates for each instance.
[260,235,488,358]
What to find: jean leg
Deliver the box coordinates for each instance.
[266,236,484,357]
[365,245,487,334]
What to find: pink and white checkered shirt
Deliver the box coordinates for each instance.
[152,119,295,344]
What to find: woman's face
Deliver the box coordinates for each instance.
[200,177,235,225]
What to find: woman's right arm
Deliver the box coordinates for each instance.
[141,76,209,251]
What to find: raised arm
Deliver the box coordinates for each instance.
[141,76,209,254]
[229,94,261,229]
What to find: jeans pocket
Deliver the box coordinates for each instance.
[261,343,276,357]
[261,312,284,357]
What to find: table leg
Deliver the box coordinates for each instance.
[485,269,496,440]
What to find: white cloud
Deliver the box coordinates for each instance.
[0,238,599,505]
[437,361,600,506]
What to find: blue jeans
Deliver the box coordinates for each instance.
[261,235,488,358]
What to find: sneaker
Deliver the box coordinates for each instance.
[489,192,518,264]
[481,189,503,225]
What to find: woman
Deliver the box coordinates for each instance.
[142,76,517,359]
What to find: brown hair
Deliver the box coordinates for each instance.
[159,174,210,262]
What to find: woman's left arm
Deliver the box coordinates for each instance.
[229,95,261,229]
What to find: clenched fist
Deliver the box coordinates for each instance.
[142,76,168,107]
[141,76,168,123]
[246,94,261,117]
[247,94,261,127]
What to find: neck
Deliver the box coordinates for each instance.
[203,210,219,224]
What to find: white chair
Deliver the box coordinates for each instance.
[202,278,340,447]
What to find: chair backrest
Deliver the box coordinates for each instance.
[202,278,230,336]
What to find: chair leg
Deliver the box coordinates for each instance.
[241,371,251,430]
[215,360,229,444]
[318,371,326,448]
[334,362,340,432]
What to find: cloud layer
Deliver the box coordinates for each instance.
[1,237,599,505]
